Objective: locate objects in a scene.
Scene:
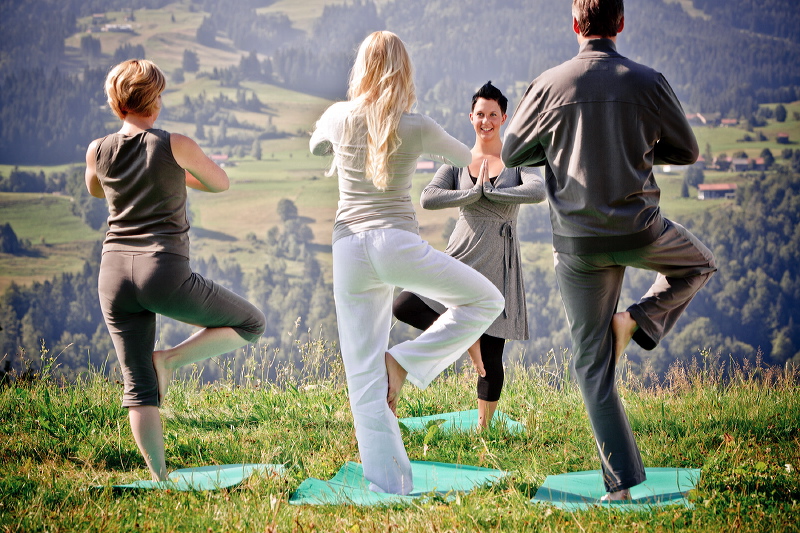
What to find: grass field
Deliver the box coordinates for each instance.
[1,347,798,532]
[0,193,102,292]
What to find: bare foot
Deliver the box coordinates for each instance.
[611,312,638,363]
[477,399,498,430]
[385,351,407,416]
[600,488,631,501]
[152,350,172,406]
[467,339,486,377]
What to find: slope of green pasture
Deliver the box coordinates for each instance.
[0,193,101,292]
[693,101,800,159]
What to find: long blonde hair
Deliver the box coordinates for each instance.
[346,31,416,190]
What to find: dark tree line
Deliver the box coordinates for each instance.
[0,68,110,165]
[691,0,800,44]
[193,0,297,54]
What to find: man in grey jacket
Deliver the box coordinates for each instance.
[502,0,716,500]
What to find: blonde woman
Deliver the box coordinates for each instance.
[85,59,265,481]
[310,31,503,495]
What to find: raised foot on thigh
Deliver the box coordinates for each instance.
[152,350,172,405]
[385,351,407,416]
[611,312,638,363]
[467,339,486,377]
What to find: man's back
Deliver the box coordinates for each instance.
[503,39,698,254]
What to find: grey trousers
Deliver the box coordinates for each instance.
[99,251,266,408]
[553,219,716,491]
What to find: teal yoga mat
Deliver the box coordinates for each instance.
[399,409,524,433]
[105,463,286,491]
[290,460,508,506]
[532,467,701,511]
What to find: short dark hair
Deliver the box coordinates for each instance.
[572,0,624,37]
[471,81,508,115]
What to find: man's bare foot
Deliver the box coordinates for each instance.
[600,488,631,501]
[467,339,486,377]
[611,312,638,363]
[152,350,172,406]
[385,351,407,416]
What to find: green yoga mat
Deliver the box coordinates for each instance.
[399,409,525,433]
[532,467,701,511]
[104,463,286,491]
[289,460,508,506]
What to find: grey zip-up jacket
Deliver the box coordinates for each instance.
[502,39,698,254]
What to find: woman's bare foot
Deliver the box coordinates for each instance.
[385,351,407,416]
[477,399,498,431]
[600,488,631,501]
[611,312,638,363]
[467,339,486,377]
[152,350,172,406]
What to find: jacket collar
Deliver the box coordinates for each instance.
[577,38,619,57]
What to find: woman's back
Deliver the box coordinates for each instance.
[94,128,189,256]
[311,101,470,242]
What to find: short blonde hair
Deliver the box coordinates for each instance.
[104,59,166,120]
[346,31,416,190]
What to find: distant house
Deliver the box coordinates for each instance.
[693,157,706,170]
[686,113,707,126]
[102,24,134,33]
[416,160,436,173]
[777,133,790,144]
[752,157,766,171]
[731,158,749,172]
[210,154,229,167]
[714,156,731,172]
[698,183,737,200]
[720,118,739,127]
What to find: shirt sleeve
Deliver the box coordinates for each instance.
[420,165,482,210]
[310,106,335,156]
[483,166,547,205]
[653,75,699,166]
[501,81,548,168]
[419,115,472,168]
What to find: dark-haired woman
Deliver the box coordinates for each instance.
[393,82,546,428]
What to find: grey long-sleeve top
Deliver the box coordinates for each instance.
[417,165,545,340]
[502,39,698,254]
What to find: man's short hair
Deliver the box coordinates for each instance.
[572,0,624,38]
[472,81,508,115]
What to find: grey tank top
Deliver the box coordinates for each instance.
[95,128,190,257]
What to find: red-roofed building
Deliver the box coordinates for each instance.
[698,183,737,200]
[777,133,790,144]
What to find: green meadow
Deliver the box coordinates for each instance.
[1,346,798,532]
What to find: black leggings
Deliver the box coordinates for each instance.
[392,291,505,402]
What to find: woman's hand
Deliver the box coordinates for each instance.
[477,158,489,186]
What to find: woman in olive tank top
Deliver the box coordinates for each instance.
[85,59,265,481]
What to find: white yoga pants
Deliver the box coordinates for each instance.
[332,228,504,494]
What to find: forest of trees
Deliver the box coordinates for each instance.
[3,166,800,381]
